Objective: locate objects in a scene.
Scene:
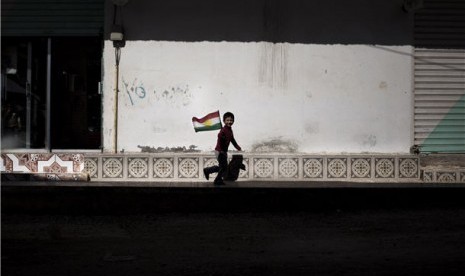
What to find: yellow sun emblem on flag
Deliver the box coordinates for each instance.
[203,119,214,126]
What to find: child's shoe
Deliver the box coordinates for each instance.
[203,168,209,180]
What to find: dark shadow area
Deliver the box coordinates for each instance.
[3,187,465,276]
[3,186,465,215]
[51,37,102,149]
[1,37,48,149]
[105,0,415,45]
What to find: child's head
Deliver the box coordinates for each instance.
[223,112,235,127]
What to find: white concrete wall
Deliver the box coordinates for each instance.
[103,41,414,154]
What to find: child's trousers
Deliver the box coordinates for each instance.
[204,151,228,183]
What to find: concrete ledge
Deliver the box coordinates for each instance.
[1,172,90,182]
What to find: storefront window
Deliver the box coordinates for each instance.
[1,37,102,150]
[1,38,47,149]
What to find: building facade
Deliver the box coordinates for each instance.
[2,0,464,183]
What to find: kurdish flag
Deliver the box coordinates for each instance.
[192,110,222,132]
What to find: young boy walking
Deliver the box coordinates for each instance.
[203,112,242,185]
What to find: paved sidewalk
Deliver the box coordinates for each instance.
[3,183,465,215]
[3,208,465,276]
[2,179,465,188]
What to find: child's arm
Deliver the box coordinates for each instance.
[231,137,242,151]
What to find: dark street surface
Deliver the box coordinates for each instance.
[2,186,465,276]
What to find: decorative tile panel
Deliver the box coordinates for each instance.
[461,172,465,183]
[375,158,395,178]
[254,158,274,178]
[84,158,99,178]
[351,158,371,178]
[67,154,85,172]
[303,158,323,178]
[102,157,123,178]
[178,158,199,178]
[398,158,419,178]
[327,158,347,178]
[278,158,298,178]
[153,158,174,178]
[0,153,84,173]
[4,153,450,184]
[437,172,456,183]
[128,157,148,178]
[422,171,433,182]
[41,154,82,173]
[44,162,68,173]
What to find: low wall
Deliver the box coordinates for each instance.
[2,153,464,183]
[84,153,421,182]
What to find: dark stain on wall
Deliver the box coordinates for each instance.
[138,145,200,153]
[251,138,298,153]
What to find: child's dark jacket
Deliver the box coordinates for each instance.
[215,126,241,152]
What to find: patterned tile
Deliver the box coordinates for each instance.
[84,158,99,178]
[38,156,74,173]
[375,158,395,178]
[57,154,84,172]
[128,157,149,178]
[3,154,36,172]
[461,172,465,183]
[43,162,68,173]
[253,158,274,178]
[0,153,84,173]
[178,157,199,178]
[398,158,419,178]
[278,158,299,178]
[102,157,123,178]
[153,158,174,178]
[422,171,434,182]
[351,158,371,178]
[3,155,12,171]
[437,172,457,183]
[303,158,324,178]
[0,155,5,171]
[327,158,347,178]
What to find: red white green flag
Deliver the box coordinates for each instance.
[192,110,222,132]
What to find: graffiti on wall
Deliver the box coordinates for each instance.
[122,77,147,106]
[122,77,192,107]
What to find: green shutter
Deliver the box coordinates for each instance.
[1,0,104,36]
[414,0,465,153]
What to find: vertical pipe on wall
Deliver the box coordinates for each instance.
[46,38,51,151]
[114,47,121,153]
[111,2,126,153]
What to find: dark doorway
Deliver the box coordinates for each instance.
[51,37,102,149]
[1,37,47,149]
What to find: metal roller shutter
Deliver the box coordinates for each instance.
[1,0,104,36]
[414,0,465,153]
